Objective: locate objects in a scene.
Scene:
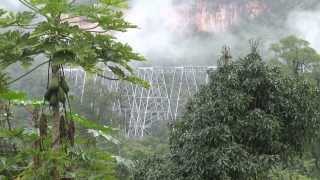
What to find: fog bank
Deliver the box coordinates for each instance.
[287,8,320,51]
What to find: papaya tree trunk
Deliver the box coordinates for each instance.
[52,65,61,149]
[32,107,40,168]
[52,105,61,149]
[51,65,61,180]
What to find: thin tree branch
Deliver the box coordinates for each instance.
[8,60,50,85]
[97,73,119,81]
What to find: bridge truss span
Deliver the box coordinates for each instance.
[66,66,216,137]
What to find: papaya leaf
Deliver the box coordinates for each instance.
[0,91,26,101]
[70,113,114,134]
[124,76,150,89]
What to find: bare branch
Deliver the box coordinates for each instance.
[8,60,50,85]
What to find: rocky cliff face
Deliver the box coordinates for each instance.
[168,0,268,33]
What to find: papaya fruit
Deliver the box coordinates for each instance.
[49,94,58,106]
[57,87,66,104]
[49,77,59,91]
[60,77,69,93]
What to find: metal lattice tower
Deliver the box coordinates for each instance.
[65,66,216,137]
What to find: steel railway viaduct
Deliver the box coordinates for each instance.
[66,66,217,137]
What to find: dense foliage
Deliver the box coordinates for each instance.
[135,49,320,180]
[169,50,320,180]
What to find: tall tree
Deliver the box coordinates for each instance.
[270,35,320,75]
[167,47,320,180]
[0,0,147,179]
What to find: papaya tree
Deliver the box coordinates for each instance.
[0,0,147,179]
